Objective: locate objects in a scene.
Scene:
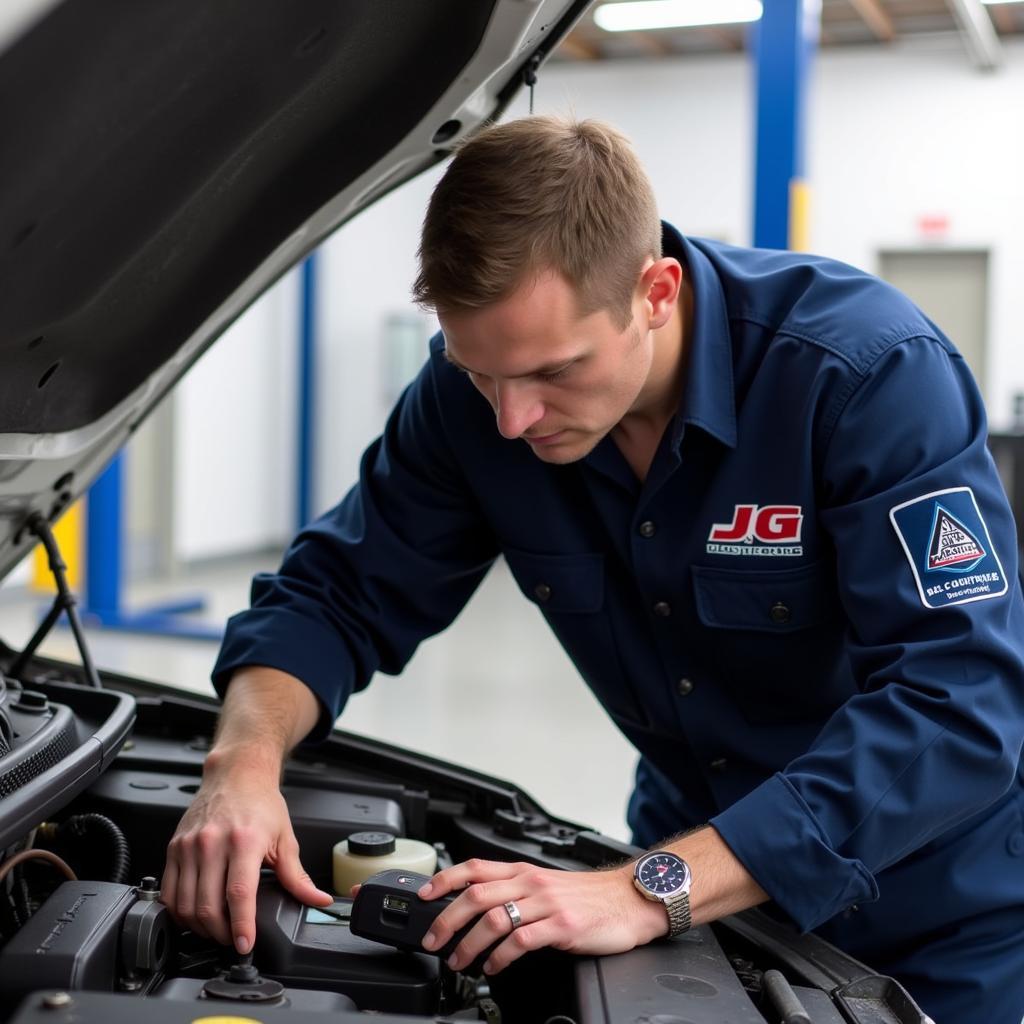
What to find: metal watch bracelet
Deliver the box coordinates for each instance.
[665,891,692,936]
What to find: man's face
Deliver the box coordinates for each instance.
[438,270,658,465]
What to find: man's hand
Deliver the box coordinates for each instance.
[160,667,333,954]
[415,827,768,975]
[160,750,333,953]
[414,859,667,975]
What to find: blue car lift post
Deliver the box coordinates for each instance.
[297,252,317,530]
[752,0,817,251]
[77,253,320,640]
[81,451,222,640]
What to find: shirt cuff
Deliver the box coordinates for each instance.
[710,773,880,932]
[211,607,357,743]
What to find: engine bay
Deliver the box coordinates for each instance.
[0,650,927,1024]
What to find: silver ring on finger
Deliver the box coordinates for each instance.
[504,900,523,930]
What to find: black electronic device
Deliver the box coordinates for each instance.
[349,869,490,966]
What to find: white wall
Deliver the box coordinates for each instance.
[170,38,1024,558]
[315,178,440,510]
[173,269,298,561]
[810,42,1024,428]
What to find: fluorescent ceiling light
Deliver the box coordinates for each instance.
[594,0,764,32]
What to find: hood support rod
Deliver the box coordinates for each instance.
[8,514,102,689]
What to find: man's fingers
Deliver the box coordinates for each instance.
[444,897,536,970]
[424,879,532,953]
[171,845,211,939]
[275,837,334,908]
[420,859,522,900]
[225,839,265,955]
[193,840,232,946]
[483,919,557,975]
[159,856,180,921]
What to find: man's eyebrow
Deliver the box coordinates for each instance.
[443,348,575,379]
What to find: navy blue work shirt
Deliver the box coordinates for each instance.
[213,223,1024,963]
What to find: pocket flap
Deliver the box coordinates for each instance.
[692,561,832,633]
[504,548,604,614]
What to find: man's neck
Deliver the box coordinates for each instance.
[612,271,693,481]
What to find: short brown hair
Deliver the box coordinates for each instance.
[412,116,661,329]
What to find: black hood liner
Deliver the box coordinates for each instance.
[0,0,495,434]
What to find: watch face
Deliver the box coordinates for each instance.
[636,852,690,897]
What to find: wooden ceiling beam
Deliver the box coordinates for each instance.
[557,29,602,60]
[987,3,1017,34]
[626,30,674,57]
[702,26,745,51]
[847,0,897,41]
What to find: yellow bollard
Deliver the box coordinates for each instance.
[31,499,83,593]
[788,178,812,253]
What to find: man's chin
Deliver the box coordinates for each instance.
[524,432,600,465]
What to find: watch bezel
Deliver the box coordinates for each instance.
[633,850,692,899]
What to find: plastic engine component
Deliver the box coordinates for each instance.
[252,878,441,1015]
[0,882,144,1003]
[80,769,404,882]
[576,925,769,1024]
[157,976,357,1012]
[7,990,418,1023]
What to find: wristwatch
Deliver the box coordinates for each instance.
[632,850,692,937]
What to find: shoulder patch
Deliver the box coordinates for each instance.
[889,487,1008,609]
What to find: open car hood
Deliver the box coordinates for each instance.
[0,0,591,581]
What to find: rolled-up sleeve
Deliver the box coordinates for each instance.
[212,343,499,741]
[711,335,1024,931]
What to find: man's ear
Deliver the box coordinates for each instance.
[638,258,682,330]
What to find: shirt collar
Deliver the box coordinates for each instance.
[663,222,737,452]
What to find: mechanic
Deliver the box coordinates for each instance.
[161,117,1024,1023]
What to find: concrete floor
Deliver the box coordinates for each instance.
[0,555,638,841]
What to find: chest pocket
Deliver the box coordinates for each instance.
[692,561,833,632]
[503,547,647,728]
[691,561,848,721]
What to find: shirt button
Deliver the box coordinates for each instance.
[676,678,694,697]
[709,757,728,771]
[639,520,656,538]
[769,602,791,625]
[534,583,552,602]
[653,601,672,618]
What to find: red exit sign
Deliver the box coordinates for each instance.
[918,214,950,238]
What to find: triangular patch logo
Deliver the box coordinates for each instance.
[927,504,986,572]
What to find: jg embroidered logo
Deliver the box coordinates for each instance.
[889,487,1007,608]
[706,504,803,557]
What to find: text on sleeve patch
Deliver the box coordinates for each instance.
[889,487,1008,609]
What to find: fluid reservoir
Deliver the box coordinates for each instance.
[332,831,437,895]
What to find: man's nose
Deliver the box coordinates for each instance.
[494,381,544,440]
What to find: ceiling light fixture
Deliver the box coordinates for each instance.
[594,0,764,32]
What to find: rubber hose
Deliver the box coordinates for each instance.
[58,813,131,884]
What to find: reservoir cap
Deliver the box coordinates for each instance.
[347,831,397,856]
